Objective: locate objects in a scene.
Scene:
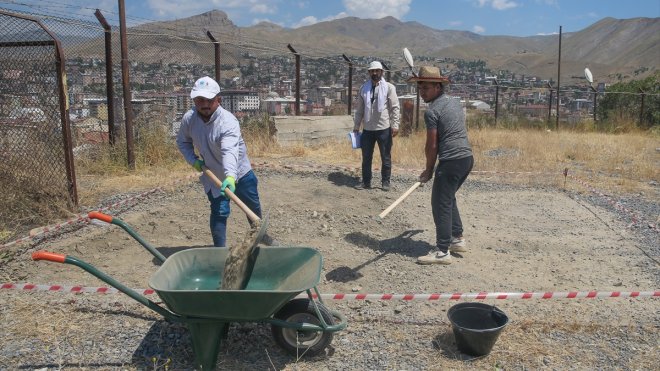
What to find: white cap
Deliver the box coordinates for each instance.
[368,61,383,71]
[190,76,220,99]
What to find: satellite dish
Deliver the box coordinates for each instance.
[584,67,593,84]
[403,47,416,77]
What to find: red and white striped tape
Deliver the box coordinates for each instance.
[2,283,658,300]
[1,283,156,296]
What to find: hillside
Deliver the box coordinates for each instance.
[66,10,659,82]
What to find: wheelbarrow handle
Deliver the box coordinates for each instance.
[32,251,66,263]
[202,166,261,223]
[88,211,113,223]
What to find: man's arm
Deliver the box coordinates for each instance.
[420,128,438,183]
[387,83,400,131]
[176,114,197,165]
[217,116,240,180]
[353,86,365,131]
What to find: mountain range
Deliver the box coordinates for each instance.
[100,10,660,83]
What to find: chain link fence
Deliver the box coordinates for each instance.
[0,10,77,239]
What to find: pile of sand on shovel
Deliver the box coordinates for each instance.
[220,219,261,290]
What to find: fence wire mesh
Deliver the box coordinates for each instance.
[0,11,76,240]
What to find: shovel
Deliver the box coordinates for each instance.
[378,182,421,219]
[202,166,269,289]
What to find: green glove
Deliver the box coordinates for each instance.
[221,176,236,198]
[192,159,204,172]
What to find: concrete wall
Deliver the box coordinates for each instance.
[271,115,353,147]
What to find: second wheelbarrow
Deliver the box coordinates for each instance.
[32,212,346,370]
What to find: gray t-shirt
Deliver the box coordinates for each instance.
[424,94,473,161]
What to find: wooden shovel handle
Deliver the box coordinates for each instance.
[202,167,261,223]
[378,182,421,219]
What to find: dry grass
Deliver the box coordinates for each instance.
[247,126,658,195]
[1,118,658,244]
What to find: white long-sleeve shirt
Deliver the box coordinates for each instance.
[176,106,252,198]
[353,80,400,131]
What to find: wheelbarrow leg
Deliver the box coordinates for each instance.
[187,322,228,370]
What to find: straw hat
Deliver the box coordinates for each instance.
[407,66,449,86]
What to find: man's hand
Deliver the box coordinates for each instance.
[192,159,205,172]
[221,176,236,198]
[419,169,433,183]
[391,128,399,137]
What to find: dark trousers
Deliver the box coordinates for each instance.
[360,128,392,185]
[206,170,262,247]
[431,156,474,253]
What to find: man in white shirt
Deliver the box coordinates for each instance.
[353,61,401,191]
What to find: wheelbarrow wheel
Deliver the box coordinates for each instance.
[271,298,334,357]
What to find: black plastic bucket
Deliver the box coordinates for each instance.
[447,302,509,356]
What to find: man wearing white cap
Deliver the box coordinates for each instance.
[353,61,400,191]
[176,76,275,247]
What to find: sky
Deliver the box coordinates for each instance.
[1,0,658,36]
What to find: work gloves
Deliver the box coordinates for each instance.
[192,159,205,172]
[221,176,236,198]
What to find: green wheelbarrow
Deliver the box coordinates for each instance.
[32,212,347,370]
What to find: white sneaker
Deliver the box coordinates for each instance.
[417,251,451,265]
[449,237,467,252]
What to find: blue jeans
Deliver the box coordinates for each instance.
[431,156,473,253]
[360,128,392,185]
[206,170,262,247]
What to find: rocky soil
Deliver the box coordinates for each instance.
[1,162,658,370]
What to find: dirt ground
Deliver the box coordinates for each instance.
[1,160,658,370]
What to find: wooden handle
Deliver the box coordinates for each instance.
[378,182,421,219]
[202,167,261,223]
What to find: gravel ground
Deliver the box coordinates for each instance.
[1,162,658,370]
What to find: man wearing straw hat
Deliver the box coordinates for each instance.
[408,66,474,265]
[353,61,400,191]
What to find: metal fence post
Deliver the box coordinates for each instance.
[118,0,135,169]
[639,89,646,127]
[547,83,553,123]
[382,62,391,81]
[287,44,301,116]
[556,25,562,131]
[494,80,499,123]
[206,31,221,83]
[342,54,353,115]
[94,9,116,146]
[286,44,300,116]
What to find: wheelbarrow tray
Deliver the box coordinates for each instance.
[149,246,322,321]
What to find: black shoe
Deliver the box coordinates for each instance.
[381,181,390,191]
[355,183,371,190]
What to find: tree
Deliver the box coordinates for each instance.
[597,73,659,129]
